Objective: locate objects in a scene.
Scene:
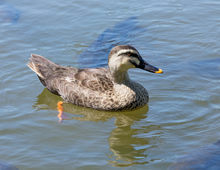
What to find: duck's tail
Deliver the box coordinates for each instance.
[27,54,57,78]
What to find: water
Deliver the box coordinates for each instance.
[1,0,220,169]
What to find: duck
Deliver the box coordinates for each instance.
[27,45,163,111]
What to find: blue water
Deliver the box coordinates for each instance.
[0,0,20,24]
[1,0,220,169]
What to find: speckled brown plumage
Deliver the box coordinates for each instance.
[28,45,162,111]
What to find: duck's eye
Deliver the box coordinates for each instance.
[126,52,133,56]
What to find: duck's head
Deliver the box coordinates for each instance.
[108,45,163,83]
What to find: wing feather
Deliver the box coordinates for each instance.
[72,68,113,93]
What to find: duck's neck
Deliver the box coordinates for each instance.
[111,70,130,84]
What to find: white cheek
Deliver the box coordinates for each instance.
[132,57,140,65]
[125,62,136,69]
[121,57,135,70]
[121,57,129,65]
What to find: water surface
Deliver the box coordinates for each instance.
[1,0,220,169]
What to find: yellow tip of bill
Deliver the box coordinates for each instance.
[155,68,163,74]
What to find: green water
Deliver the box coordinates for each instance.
[1,0,220,169]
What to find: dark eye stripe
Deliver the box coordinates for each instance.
[119,52,139,58]
[132,53,139,58]
[129,60,138,67]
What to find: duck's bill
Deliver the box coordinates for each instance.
[138,60,163,73]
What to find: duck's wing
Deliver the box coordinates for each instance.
[72,67,113,93]
[55,67,114,107]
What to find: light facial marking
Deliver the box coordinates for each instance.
[116,49,139,58]
[131,57,140,66]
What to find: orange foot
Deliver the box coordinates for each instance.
[57,101,70,123]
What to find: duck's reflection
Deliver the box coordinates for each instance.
[33,88,149,123]
[33,88,162,167]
